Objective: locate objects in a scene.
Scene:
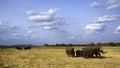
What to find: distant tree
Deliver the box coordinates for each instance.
[69,44,73,46]
[97,43,102,46]
[61,43,65,46]
[44,44,49,46]
[56,44,60,46]
[82,44,86,46]
[109,42,115,46]
[116,43,120,46]
[91,42,95,46]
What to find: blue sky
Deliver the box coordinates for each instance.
[0,0,120,45]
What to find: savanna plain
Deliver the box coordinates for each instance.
[0,46,120,68]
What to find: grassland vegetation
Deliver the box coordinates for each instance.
[0,46,120,68]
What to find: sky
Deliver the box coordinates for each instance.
[0,0,120,45]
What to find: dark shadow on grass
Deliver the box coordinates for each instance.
[71,56,113,59]
[94,56,113,59]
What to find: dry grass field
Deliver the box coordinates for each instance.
[0,46,120,68]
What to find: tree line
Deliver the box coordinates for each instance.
[0,42,120,48]
[44,42,120,46]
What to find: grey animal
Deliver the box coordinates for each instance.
[81,46,93,58]
[66,47,75,57]
[76,50,82,57]
[15,47,22,50]
[92,46,107,58]
[81,46,107,58]
[24,47,31,50]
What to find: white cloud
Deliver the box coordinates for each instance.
[12,33,17,36]
[69,36,75,39]
[39,22,54,26]
[0,20,11,33]
[47,8,59,16]
[84,23,106,34]
[90,2,101,8]
[24,30,34,36]
[0,19,22,40]
[28,15,52,22]
[0,21,3,26]
[93,15,120,23]
[27,8,59,22]
[39,17,64,26]
[24,30,37,39]
[26,10,39,16]
[0,20,22,33]
[28,30,32,34]
[107,0,120,10]
[90,0,120,10]
[12,33,19,39]
[27,8,65,31]
[85,15,120,34]
[114,26,120,34]
[43,26,54,30]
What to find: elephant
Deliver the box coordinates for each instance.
[15,47,22,50]
[81,46,107,58]
[76,50,82,57]
[66,47,75,57]
[24,47,31,50]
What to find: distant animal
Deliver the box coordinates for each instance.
[76,50,82,57]
[15,47,22,50]
[81,46,107,58]
[66,47,75,57]
[24,47,31,50]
